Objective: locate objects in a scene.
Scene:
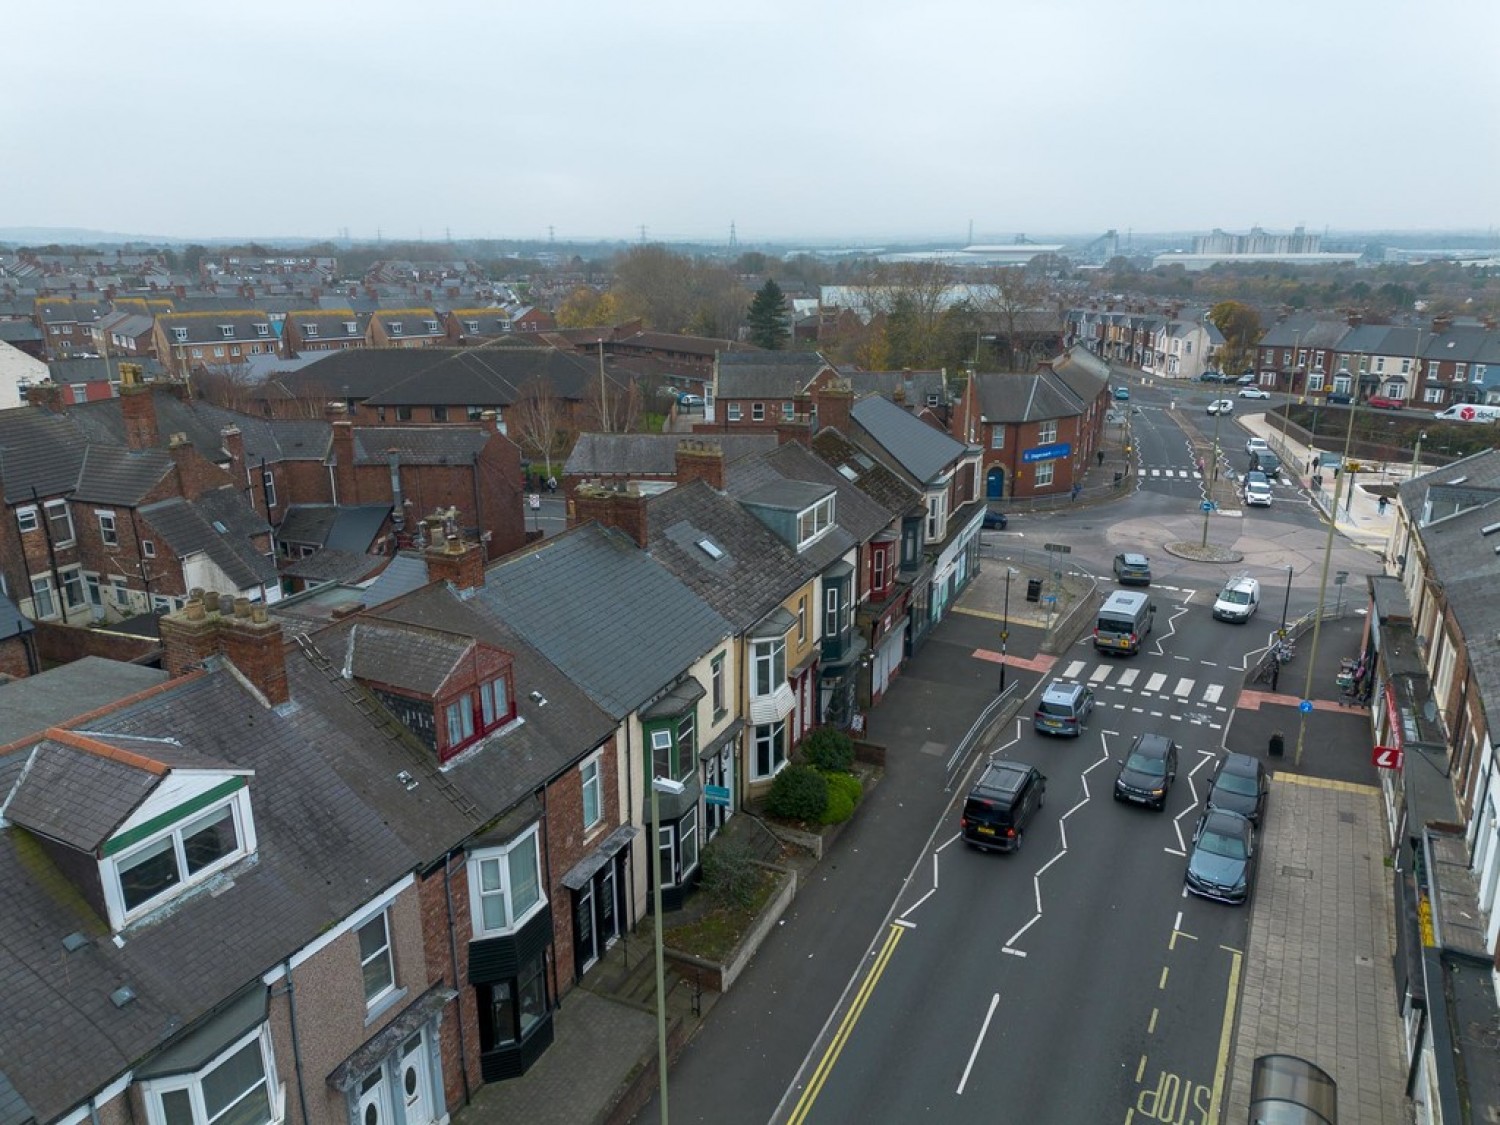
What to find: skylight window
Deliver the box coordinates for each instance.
[697,538,725,560]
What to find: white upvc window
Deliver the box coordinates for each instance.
[1036,462,1056,487]
[580,754,602,830]
[727,403,742,422]
[142,1025,279,1125]
[1038,420,1058,444]
[990,428,1004,449]
[303,323,319,337]
[261,471,276,509]
[357,911,396,1006]
[752,636,786,697]
[15,505,38,533]
[752,720,787,780]
[255,324,269,337]
[173,327,189,342]
[469,826,545,936]
[219,325,234,339]
[796,495,835,547]
[390,322,404,335]
[109,795,250,926]
[98,509,119,546]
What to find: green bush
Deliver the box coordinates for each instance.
[820,786,855,825]
[802,726,855,772]
[766,763,828,822]
[699,838,763,910]
[821,769,863,809]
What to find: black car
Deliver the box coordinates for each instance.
[982,509,1009,530]
[961,759,1046,852]
[1112,552,1152,586]
[1249,450,1282,480]
[1113,732,1178,810]
[1206,752,1268,823]
[1185,809,1257,904]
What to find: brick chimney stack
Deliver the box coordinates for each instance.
[573,484,648,547]
[675,439,725,491]
[158,592,290,706]
[1432,314,1453,334]
[220,426,245,480]
[26,383,64,412]
[813,379,854,435]
[120,366,160,450]
[1347,311,1364,328]
[331,414,357,503]
[423,507,487,592]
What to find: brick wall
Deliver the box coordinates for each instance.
[417,861,482,1113]
[32,621,157,667]
[0,634,36,678]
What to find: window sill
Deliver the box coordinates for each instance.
[364,985,408,1027]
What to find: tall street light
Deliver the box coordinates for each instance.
[999,567,1016,693]
[1200,402,1225,548]
[650,772,686,1125]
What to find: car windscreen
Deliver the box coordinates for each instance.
[1219,589,1251,605]
[1125,751,1166,775]
[1198,827,1248,859]
[1215,771,1259,796]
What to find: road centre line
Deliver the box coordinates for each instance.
[1004,913,1041,949]
[956,993,1001,1095]
[1158,966,1170,990]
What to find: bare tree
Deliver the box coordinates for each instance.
[971,267,1057,371]
[506,380,571,479]
[853,261,957,367]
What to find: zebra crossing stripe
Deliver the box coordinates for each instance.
[1173,678,1195,698]
[1063,660,1086,679]
[1117,669,1140,687]
[1202,684,1224,704]
[1145,673,1167,692]
[1089,665,1111,683]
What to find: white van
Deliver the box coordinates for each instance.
[1435,404,1500,423]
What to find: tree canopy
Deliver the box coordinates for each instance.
[747,279,790,349]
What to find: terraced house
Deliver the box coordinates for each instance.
[152,310,283,378]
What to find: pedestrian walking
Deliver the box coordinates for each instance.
[1377,495,1389,516]
[1096,450,1105,468]
[1070,482,1082,502]
[1309,455,1317,475]
[547,476,557,493]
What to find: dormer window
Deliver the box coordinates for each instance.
[173,327,189,342]
[424,320,439,333]
[115,801,243,915]
[255,323,269,337]
[390,322,404,335]
[303,323,319,337]
[345,321,358,335]
[796,495,834,548]
[219,325,234,339]
[466,320,480,333]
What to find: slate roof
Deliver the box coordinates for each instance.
[359,552,434,608]
[850,393,969,485]
[715,351,832,398]
[831,368,948,407]
[276,504,389,552]
[0,657,166,745]
[1396,449,1500,519]
[5,735,166,852]
[0,655,475,1123]
[347,621,475,695]
[1049,346,1111,403]
[972,369,1086,425]
[0,406,93,502]
[564,432,777,477]
[643,480,821,627]
[139,488,276,590]
[810,427,922,517]
[47,356,166,385]
[476,523,733,718]
[281,549,389,586]
[351,427,488,466]
[0,320,44,343]
[1411,496,1500,714]
[155,311,276,344]
[755,440,895,541]
[72,444,174,505]
[64,393,331,467]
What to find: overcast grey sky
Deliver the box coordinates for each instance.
[7,0,1497,244]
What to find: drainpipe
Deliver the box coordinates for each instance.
[539,786,560,1012]
[441,852,473,1104]
[279,960,313,1125]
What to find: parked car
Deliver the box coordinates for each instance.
[1238,386,1270,399]
[1112,552,1152,586]
[1246,437,1270,456]
[1206,752,1269,824]
[1367,395,1404,410]
[1207,399,1234,416]
[1212,576,1262,621]
[678,392,706,409]
[1185,809,1257,904]
[1324,392,1353,405]
[1236,373,1258,386]
[1114,386,1131,401]
[1198,371,1225,383]
[961,760,1046,852]
[982,509,1009,530]
[1113,732,1179,810]
[1034,681,1094,737]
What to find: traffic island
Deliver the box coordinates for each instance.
[1162,540,1245,564]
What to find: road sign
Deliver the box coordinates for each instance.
[703,784,732,807]
[1299,699,1314,714]
[1200,500,1215,512]
[1372,745,1404,770]
[1023,442,1072,464]
[1043,542,1072,554]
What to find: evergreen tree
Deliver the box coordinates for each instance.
[747,279,790,349]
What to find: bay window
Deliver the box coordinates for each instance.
[470,827,545,936]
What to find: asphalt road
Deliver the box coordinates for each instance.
[776,588,1266,1123]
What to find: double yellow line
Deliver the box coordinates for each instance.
[786,924,905,1125]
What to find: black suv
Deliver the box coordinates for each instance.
[961,759,1046,852]
[1113,733,1179,810]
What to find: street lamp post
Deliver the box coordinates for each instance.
[999,567,1015,693]
[1412,431,1426,480]
[1280,564,1293,636]
[1200,404,1225,548]
[650,773,686,1125]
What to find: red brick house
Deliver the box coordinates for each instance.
[282,308,366,356]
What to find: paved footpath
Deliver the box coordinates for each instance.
[1224,775,1408,1124]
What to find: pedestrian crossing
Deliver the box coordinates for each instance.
[1142,464,1299,490]
[1055,659,1231,730]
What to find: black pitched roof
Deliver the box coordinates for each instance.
[138,488,276,590]
[564,432,778,476]
[810,427,923,517]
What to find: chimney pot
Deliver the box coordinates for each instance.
[234,597,251,619]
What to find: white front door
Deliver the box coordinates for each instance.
[400,1032,434,1125]
[357,1069,391,1125]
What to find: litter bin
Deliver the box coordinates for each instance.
[1026,578,1043,603]
[1269,731,1285,758]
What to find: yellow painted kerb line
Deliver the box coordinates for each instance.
[786,924,905,1125]
[1208,945,1243,1124]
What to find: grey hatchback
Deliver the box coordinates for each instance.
[1112,553,1152,586]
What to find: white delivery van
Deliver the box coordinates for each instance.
[1435,404,1500,423]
